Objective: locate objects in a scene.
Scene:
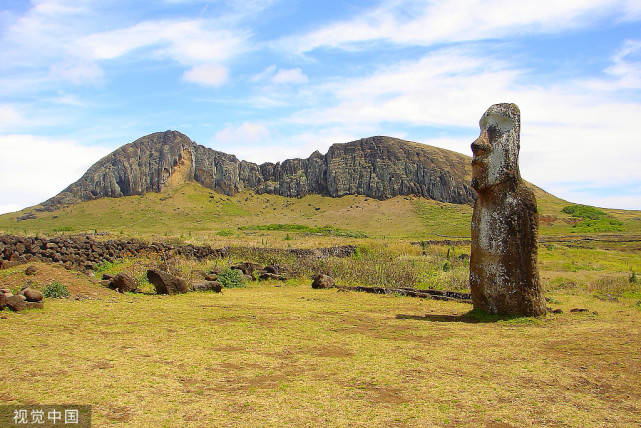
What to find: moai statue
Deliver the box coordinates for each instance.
[469,103,546,316]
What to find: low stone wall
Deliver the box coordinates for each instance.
[0,234,356,270]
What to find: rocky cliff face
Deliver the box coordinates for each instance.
[42,131,476,209]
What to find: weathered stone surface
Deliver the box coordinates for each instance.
[25,301,44,310]
[21,287,44,302]
[39,131,476,211]
[312,274,335,289]
[6,295,26,311]
[0,293,6,310]
[469,103,546,316]
[230,262,262,275]
[25,265,37,275]
[108,273,138,293]
[147,269,188,295]
[190,280,222,292]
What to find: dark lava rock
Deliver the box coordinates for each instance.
[147,269,188,295]
[25,265,37,275]
[231,262,262,275]
[0,293,6,310]
[21,287,44,302]
[102,273,113,281]
[6,295,26,311]
[312,274,335,289]
[190,280,222,292]
[259,272,288,281]
[204,273,218,281]
[570,308,589,313]
[109,273,138,293]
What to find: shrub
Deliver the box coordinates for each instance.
[218,268,245,288]
[42,281,70,298]
[561,204,606,220]
[561,204,624,233]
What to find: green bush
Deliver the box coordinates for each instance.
[42,281,70,298]
[218,268,245,288]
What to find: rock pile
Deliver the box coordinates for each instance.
[0,286,44,312]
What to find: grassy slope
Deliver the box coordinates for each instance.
[1,181,639,242]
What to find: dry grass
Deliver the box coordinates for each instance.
[1,280,640,427]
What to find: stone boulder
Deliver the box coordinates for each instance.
[108,273,138,293]
[190,280,222,292]
[25,265,37,275]
[26,301,44,310]
[231,262,262,275]
[312,274,335,289]
[259,272,288,281]
[6,295,26,312]
[147,269,188,295]
[0,293,6,310]
[204,273,218,281]
[20,287,44,302]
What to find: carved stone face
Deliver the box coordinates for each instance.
[471,103,521,192]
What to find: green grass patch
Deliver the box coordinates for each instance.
[238,223,368,238]
[562,204,624,233]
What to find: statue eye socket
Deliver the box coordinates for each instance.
[487,125,499,141]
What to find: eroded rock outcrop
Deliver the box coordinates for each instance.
[40,131,475,210]
[469,103,546,316]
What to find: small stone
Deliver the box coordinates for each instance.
[6,295,26,311]
[147,269,188,295]
[0,293,6,310]
[108,273,137,293]
[102,273,113,280]
[204,273,218,281]
[25,301,44,310]
[312,274,335,289]
[570,308,589,313]
[22,287,44,302]
[25,265,37,275]
[190,280,222,292]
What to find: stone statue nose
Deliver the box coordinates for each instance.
[471,130,490,154]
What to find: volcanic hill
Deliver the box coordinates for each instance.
[41,130,476,210]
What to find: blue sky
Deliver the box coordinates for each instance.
[1,0,640,213]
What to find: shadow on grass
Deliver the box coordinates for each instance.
[396,309,537,324]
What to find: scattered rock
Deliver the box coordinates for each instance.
[21,287,44,302]
[6,295,26,312]
[259,272,287,281]
[25,265,37,275]
[208,266,224,275]
[102,273,113,281]
[547,307,563,314]
[312,274,335,289]
[190,280,222,292]
[0,293,6,310]
[147,269,188,295]
[231,262,262,275]
[204,273,218,281]
[107,273,138,293]
[25,301,44,310]
[570,308,589,313]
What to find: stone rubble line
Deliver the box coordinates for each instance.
[0,234,357,271]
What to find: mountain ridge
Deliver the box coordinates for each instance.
[41,130,477,210]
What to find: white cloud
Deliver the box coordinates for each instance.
[280,0,640,53]
[0,105,25,132]
[212,122,271,147]
[182,64,229,87]
[48,60,104,85]
[0,134,111,214]
[272,68,308,84]
[251,65,308,85]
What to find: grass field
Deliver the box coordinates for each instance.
[1,181,641,426]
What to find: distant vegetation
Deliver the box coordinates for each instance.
[238,223,368,238]
[562,204,624,233]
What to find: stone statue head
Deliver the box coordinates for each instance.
[471,103,521,192]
